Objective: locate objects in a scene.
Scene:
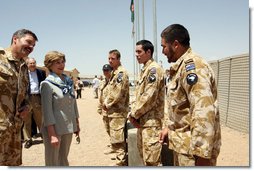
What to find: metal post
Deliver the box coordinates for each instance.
[153,0,157,62]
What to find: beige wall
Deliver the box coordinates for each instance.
[209,54,249,133]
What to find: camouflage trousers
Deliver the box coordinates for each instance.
[22,95,42,141]
[137,126,162,166]
[102,116,110,136]
[173,151,217,166]
[0,127,22,166]
[109,117,127,166]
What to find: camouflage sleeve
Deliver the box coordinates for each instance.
[16,63,30,112]
[162,95,170,128]
[40,81,56,126]
[132,68,163,119]
[97,91,103,114]
[104,72,128,109]
[182,65,216,159]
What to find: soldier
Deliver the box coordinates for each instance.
[103,49,129,166]
[97,64,114,154]
[0,29,38,166]
[159,24,221,166]
[128,40,165,166]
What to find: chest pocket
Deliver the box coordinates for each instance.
[169,77,188,107]
[137,76,146,95]
[0,63,14,83]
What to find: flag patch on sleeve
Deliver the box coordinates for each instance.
[185,63,195,72]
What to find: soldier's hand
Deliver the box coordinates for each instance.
[128,113,141,128]
[159,127,169,145]
[102,104,108,111]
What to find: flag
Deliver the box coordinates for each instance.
[130,0,134,23]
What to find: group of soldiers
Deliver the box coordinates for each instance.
[0,23,221,166]
[97,24,221,166]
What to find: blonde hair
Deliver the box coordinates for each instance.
[44,51,66,70]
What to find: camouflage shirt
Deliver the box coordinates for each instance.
[104,65,129,118]
[0,48,29,132]
[166,48,221,159]
[98,78,110,116]
[131,59,165,127]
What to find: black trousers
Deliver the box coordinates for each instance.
[76,89,82,99]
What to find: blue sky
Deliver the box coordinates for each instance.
[0,0,249,76]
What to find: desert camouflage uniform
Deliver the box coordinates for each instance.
[0,48,29,166]
[165,48,221,166]
[104,65,129,166]
[98,78,110,135]
[131,59,164,166]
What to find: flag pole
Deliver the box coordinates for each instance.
[142,0,145,39]
[135,0,140,76]
[153,0,158,62]
[130,0,136,82]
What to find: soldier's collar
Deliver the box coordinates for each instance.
[5,48,23,62]
[170,48,192,74]
[141,58,153,72]
[114,64,123,73]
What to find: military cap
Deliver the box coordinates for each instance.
[102,64,113,71]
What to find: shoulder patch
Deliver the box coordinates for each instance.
[148,74,156,83]
[117,72,123,83]
[185,63,196,72]
[150,67,156,74]
[186,73,198,85]
[148,67,157,83]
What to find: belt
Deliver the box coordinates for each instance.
[29,94,40,97]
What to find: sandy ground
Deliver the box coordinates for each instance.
[21,88,249,167]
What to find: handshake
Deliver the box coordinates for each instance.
[127,112,141,128]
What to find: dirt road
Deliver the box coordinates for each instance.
[21,88,249,166]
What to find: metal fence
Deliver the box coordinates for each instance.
[209,53,249,133]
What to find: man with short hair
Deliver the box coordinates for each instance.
[159,24,221,166]
[103,49,129,166]
[128,40,165,166]
[22,58,46,149]
[98,64,114,154]
[0,29,38,165]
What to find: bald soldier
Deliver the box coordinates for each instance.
[103,49,129,166]
[128,40,165,166]
[159,24,221,166]
[0,29,38,165]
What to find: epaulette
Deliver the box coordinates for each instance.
[184,58,194,64]
[184,58,196,72]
